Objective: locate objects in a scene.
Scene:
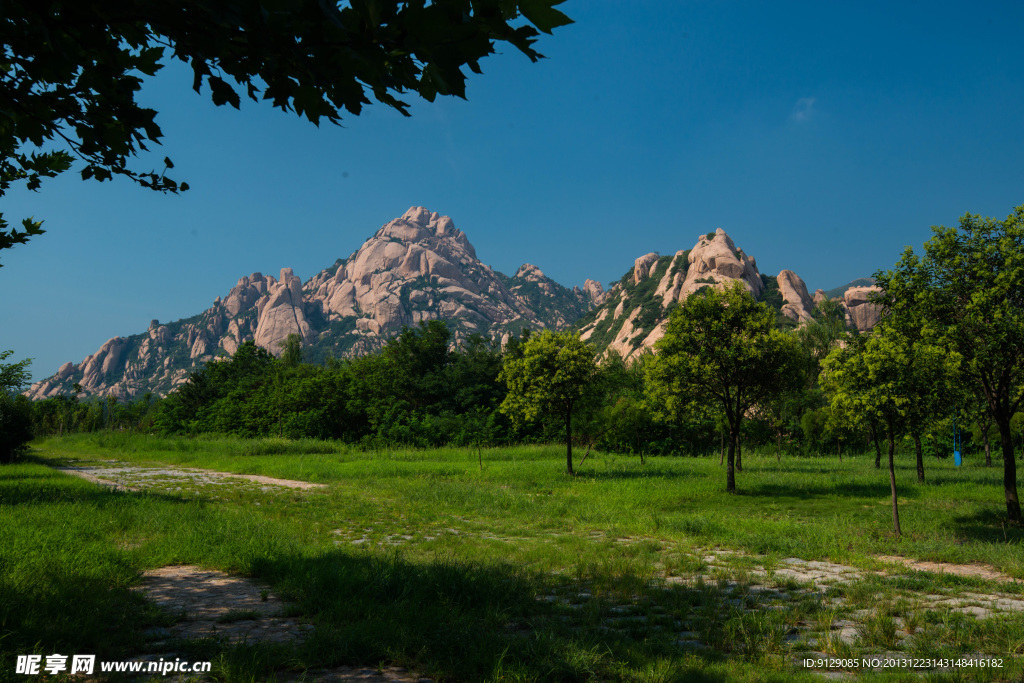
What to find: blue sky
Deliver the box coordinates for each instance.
[4,1,1024,380]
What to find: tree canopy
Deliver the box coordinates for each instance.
[647,282,804,492]
[874,205,1024,524]
[0,0,571,264]
[499,330,599,474]
[0,350,33,462]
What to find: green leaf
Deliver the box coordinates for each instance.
[517,0,573,34]
[208,76,241,109]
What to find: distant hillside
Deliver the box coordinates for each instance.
[824,277,876,300]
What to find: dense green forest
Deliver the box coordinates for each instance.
[8,304,1020,463]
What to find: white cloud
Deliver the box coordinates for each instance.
[791,97,816,123]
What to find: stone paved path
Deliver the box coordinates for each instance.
[135,565,314,644]
[537,546,1020,677]
[56,462,325,492]
[135,566,432,682]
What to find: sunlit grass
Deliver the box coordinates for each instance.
[1,435,1021,681]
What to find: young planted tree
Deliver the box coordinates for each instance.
[823,327,955,536]
[822,336,905,536]
[499,330,599,475]
[646,282,804,492]
[875,206,1024,524]
[972,406,995,468]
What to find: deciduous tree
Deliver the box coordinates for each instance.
[875,206,1024,524]
[0,350,33,463]
[499,330,598,475]
[646,282,804,492]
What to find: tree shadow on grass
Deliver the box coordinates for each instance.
[0,568,168,661]
[951,508,1024,545]
[735,480,920,500]
[574,468,714,482]
[249,550,736,682]
[0,467,194,508]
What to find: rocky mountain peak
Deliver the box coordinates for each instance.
[578,228,877,361]
[514,263,546,281]
[580,228,764,359]
[374,206,476,260]
[27,207,600,401]
[683,229,763,299]
[581,279,607,306]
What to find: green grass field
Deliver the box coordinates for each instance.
[1,434,1022,681]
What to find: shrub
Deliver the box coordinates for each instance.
[0,394,34,464]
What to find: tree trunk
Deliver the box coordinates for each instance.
[838,440,842,462]
[983,421,992,467]
[565,411,574,475]
[776,431,782,463]
[726,429,737,493]
[870,422,882,469]
[997,418,1021,524]
[887,422,902,537]
[913,432,925,483]
[719,429,725,465]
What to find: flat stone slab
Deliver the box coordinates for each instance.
[772,558,862,584]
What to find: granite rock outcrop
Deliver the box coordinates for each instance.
[777,270,815,324]
[578,230,882,360]
[843,286,884,333]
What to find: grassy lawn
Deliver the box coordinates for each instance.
[1,433,1022,681]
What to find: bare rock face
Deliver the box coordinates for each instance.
[28,207,599,400]
[303,207,547,348]
[583,228,766,361]
[633,253,660,284]
[582,279,607,306]
[223,273,271,317]
[813,289,827,305]
[680,229,764,299]
[777,270,815,323]
[254,268,314,355]
[844,286,884,332]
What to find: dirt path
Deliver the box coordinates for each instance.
[876,554,1020,584]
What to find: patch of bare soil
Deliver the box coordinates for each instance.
[875,555,1020,584]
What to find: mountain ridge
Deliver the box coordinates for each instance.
[26,207,600,400]
[576,229,883,360]
[25,208,883,400]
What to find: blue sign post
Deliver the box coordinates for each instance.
[953,413,962,466]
